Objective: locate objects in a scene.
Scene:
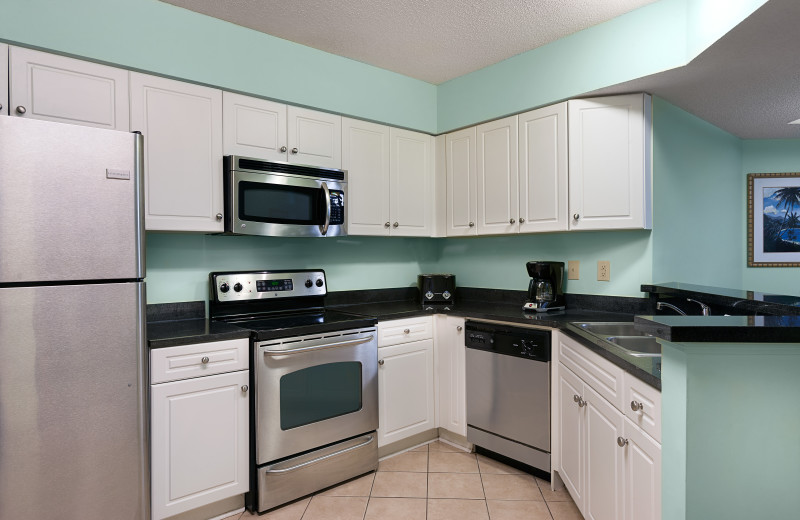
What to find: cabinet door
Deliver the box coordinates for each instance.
[584,385,625,520]
[9,46,129,130]
[623,418,661,520]
[477,116,519,235]
[558,363,585,513]
[435,316,466,437]
[343,118,391,235]
[390,128,433,236]
[377,339,435,447]
[518,103,568,233]
[130,72,223,232]
[151,370,249,520]
[568,93,652,231]
[222,92,287,161]
[287,106,341,169]
[446,127,478,236]
[0,44,8,116]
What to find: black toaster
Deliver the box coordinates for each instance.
[417,274,456,304]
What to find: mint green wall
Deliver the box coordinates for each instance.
[741,140,800,295]
[651,98,743,287]
[1,0,437,132]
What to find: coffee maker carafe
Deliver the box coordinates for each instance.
[523,261,565,312]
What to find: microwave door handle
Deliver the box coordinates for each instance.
[320,181,331,235]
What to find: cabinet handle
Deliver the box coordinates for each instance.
[573,213,580,220]
[509,218,516,224]
[630,400,644,412]
[291,147,299,154]
[201,356,210,364]
[456,326,463,332]
[519,218,525,223]
[393,222,399,228]
[384,222,390,228]
[378,359,385,366]
[280,146,287,153]
[15,106,26,115]
[403,328,410,334]
[241,385,249,392]
[617,436,629,447]
[216,213,223,221]
[469,222,475,228]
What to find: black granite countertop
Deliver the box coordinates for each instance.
[147,319,251,349]
[643,282,800,315]
[633,314,800,343]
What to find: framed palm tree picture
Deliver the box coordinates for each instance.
[748,172,800,267]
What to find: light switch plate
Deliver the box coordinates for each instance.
[568,260,580,280]
[597,261,610,281]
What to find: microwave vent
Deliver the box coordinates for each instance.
[237,158,346,181]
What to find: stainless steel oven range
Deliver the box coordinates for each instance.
[209,270,378,513]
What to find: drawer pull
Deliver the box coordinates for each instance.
[457,326,463,332]
[403,328,410,334]
[378,359,384,366]
[617,436,629,447]
[630,400,643,412]
[201,356,210,364]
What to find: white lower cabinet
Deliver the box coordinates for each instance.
[434,315,466,437]
[150,340,249,520]
[0,44,8,116]
[377,317,435,447]
[557,333,661,520]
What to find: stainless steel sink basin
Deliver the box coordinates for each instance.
[605,336,661,357]
[574,322,648,337]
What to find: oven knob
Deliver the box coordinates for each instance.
[305,279,313,288]
[316,279,324,287]
[219,283,230,293]
[233,282,243,292]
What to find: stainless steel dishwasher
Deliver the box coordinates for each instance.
[465,320,551,473]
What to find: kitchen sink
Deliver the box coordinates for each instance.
[571,322,661,357]
[605,336,661,357]
[574,322,648,337]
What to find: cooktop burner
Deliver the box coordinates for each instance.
[208,269,376,339]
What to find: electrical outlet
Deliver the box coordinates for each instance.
[568,260,580,280]
[597,261,610,281]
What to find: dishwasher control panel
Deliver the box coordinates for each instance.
[464,322,550,362]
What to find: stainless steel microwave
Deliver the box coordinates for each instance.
[223,156,347,237]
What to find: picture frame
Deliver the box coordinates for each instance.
[748,172,800,267]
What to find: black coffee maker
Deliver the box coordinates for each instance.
[523,261,566,312]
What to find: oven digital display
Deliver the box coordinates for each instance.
[257,279,294,292]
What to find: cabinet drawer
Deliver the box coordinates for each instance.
[559,333,625,411]
[151,338,249,384]
[623,373,661,443]
[378,317,433,347]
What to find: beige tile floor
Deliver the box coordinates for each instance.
[225,440,582,520]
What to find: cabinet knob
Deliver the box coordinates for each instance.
[617,436,629,447]
[403,328,410,334]
[456,326,463,332]
[393,222,399,228]
[630,400,644,412]
[280,146,287,153]
[216,213,223,221]
[519,218,525,223]
[573,213,580,220]
[509,218,516,224]
[0,103,3,111]
[291,147,299,154]
[15,106,26,115]
[573,394,586,407]
[241,385,249,392]
[469,222,475,228]
[378,359,385,366]
[201,356,210,364]
[384,222,390,228]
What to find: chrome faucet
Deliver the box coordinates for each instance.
[656,301,686,316]
[687,298,710,316]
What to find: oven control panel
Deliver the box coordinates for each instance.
[212,270,326,302]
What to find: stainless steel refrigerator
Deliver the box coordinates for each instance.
[0,117,148,519]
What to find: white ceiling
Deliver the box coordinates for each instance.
[159,0,658,85]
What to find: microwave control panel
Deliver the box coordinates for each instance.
[329,190,344,225]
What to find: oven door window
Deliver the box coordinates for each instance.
[279,362,362,430]
[239,181,324,225]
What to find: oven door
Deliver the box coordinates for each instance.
[255,328,377,464]
[230,170,346,237]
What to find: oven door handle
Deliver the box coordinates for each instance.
[264,434,375,474]
[320,181,331,236]
[261,335,374,356]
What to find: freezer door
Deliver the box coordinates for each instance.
[0,282,148,520]
[0,117,144,283]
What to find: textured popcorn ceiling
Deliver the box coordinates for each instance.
[159,0,658,84]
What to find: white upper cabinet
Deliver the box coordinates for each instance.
[518,102,568,233]
[389,128,433,236]
[130,72,223,232]
[476,115,519,235]
[222,92,287,162]
[568,93,652,231]
[446,127,478,236]
[0,44,8,116]
[343,118,391,235]
[287,106,341,169]
[9,46,129,130]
